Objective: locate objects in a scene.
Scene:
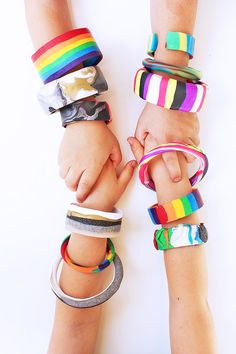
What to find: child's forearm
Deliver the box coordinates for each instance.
[24,0,73,48]
[150,154,217,354]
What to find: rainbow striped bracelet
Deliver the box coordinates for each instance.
[153,223,208,250]
[32,28,103,84]
[138,143,209,191]
[143,58,202,82]
[148,189,204,225]
[134,68,207,112]
[61,236,115,274]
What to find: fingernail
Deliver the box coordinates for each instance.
[173,176,181,183]
[127,137,133,145]
[131,161,137,167]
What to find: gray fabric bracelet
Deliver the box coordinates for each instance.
[37,66,108,114]
[50,254,123,308]
[60,100,111,127]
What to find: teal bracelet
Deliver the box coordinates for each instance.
[147,32,195,59]
[166,32,195,59]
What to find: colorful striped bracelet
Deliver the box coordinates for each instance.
[60,100,111,127]
[38,66,108,114]
[166,32,195,59]
[148,189,204,225]
[50,253,123,308]
[143,58,202,82]
[134,68,207,112]
[32,28,103,84]
[153,223,208,250]
[138,143,209,191]
[147,32,195,58]
[61,236,115,274]
[147,33,158,57]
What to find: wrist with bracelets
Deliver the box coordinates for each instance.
[32,28,111,126]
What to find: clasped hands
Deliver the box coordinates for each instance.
[58,102,200,205]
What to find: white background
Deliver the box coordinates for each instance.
[0,0,235,353]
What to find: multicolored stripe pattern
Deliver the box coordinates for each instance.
[61,236,115,274]
[143,58,202,81]
[147,33,158,57]
[32,28,103,84]
[138,143,209,191]
[166,32,195,59]
[148,189,204,225]
[134,68,207,112]
[153,223,208,250]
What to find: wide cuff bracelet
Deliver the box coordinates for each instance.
[60,100,111,127]
[153,223,208,250]
[38,66,108,114]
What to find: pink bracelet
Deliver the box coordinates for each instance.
[138,143,209,191]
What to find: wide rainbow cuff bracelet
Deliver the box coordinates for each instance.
[134,68,207,112]
[148,189,204,225]
[32,28,103,84]
[138,143,208,191]
[153,224,208,250]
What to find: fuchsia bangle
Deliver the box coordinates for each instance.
[138,143,209,191]
[148,189,204,225]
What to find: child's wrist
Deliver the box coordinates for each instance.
[154,48,189,67]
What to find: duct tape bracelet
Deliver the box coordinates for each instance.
[134,68,207,112]
[166,32,195,59]
[147,32,195,59]
[143,58,202,82]
[153,223,208,250]
[148,189,204,225]
[65,205,123,238]
[38,66,108,114]
[60,100,111,127]
[50,253,123,308]
[138,143,208,191]
[32,28,103,84]
[61,236,115,274]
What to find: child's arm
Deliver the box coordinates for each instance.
[135,0,200,182]
[24,0,122,203]
[47,159,137,354]
[129,136,217,354]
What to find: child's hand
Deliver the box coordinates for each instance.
[58,121,122,203]
[135,104,199,182]
[77,158,137,212]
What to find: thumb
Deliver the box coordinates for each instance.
[118,160,137,194]
[127,137,144,163]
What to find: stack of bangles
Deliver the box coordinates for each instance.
[31,28,121,308]
[135,32,209,250]
[32,28,112,125]
[49,205,124,309]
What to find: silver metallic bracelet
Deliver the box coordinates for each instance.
[50,254,123,308]
[37,66,108,114]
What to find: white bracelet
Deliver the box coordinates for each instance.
[67,204,123,221]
